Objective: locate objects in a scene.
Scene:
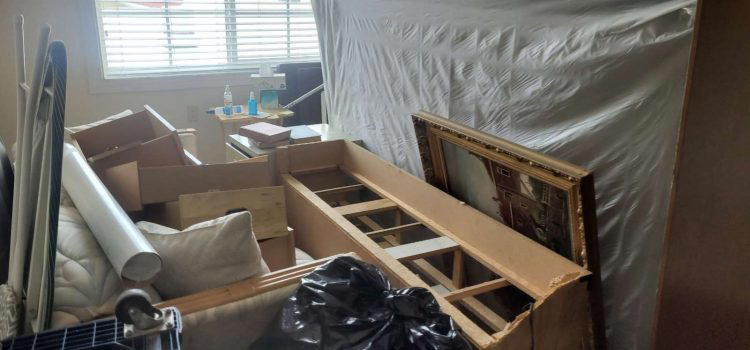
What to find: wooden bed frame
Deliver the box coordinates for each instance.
[162,138,598,349]
[272,140,595,349]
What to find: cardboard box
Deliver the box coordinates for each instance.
[71,106,183,158]
[106,156,275,212]
[70,106,195,211]
[88,133,186,174]
[138,158,274,204]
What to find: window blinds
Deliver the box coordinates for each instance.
[94,0,320,78]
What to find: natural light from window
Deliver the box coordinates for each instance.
[94,0,320,78]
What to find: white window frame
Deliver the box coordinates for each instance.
[80,0,316,93]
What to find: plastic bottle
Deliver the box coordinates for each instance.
[248,91,258,116]
[223,84,233,116]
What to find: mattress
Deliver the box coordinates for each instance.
[53,204,160,328]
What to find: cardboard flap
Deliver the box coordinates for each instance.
[71,110,159,158]
[70,106,179,159]
[89,133,186,175]
[103,161,143,212]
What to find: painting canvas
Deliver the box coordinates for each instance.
[441,139,572,258]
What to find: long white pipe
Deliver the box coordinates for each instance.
[62,144,161,282]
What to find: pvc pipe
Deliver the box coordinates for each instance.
[62,144,161,282]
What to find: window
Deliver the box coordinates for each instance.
[94,0,320,79]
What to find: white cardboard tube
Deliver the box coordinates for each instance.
[62,144,161,281]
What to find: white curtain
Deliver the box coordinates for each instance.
[313,0,695,348]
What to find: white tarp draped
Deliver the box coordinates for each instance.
[312,0,695,348]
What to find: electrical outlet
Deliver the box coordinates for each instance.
[187,105,199,122]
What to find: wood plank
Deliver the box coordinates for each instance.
[258,228,295,271]
[355,206,511,334]
[444,278,511,302]
[279,175,494,348]
[432,284,451,294]
[393,210,403,244]
[494,277,590,349]
[452,249,464,289]
[411,259,509,332]
[283,178,379,265]
[385,236,459,261]
[289,164,339,176]
[339,161,588,299]
[314,183,364,196]
[159,254,355,314]
[178,186,287,239]
[366,222,422,239]
[293,170,355,193]
[139,160,274,204]
[335,198,397,217]
[277,139,344,175]
[360,215,510,335]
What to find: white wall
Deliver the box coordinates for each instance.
[0,0,276,163]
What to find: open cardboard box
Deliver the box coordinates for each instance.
[69,106,196,211]
[70,105,276,213]
[69,105,199,169]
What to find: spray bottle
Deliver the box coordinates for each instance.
[247,91,258,116]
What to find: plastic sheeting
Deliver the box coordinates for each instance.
[312,1,695,348]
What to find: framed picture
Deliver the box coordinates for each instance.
[411,111,600,269]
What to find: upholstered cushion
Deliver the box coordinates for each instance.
[53,205,161,328]
[295,248,315,266]
[137,211,269,299]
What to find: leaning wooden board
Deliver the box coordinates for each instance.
[177,186,288,240]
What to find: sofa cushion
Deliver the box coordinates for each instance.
[137,211,268,299]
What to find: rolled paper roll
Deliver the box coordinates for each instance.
[61,143,161,282]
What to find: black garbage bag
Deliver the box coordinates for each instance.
[279,256,471,350]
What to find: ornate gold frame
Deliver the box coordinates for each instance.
[411,111,600,269]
